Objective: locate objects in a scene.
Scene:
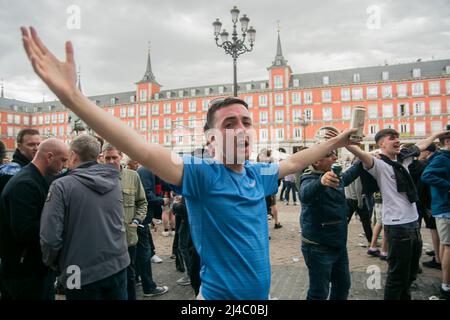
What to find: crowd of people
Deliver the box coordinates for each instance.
[0,27,448,300]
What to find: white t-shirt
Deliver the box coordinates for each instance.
[366,156,418,225]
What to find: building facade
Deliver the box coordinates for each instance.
[1,34,449,157]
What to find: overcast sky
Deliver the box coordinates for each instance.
[1,0,449,102]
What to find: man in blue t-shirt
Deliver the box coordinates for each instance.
[21,28,359,299]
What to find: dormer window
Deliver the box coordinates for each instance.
[353,73,360,83]
[322,76,329,85]
[382,71,389,81]
[412,68,421,78]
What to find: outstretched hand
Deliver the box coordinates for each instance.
[21,26,77,101]
[325,128,359,148]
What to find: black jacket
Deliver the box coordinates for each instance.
[0,149,31,196]
[0,163,50,277]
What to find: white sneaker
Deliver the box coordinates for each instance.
[170,230,176,236]
[151,255,163,264]
[162,231,169,237]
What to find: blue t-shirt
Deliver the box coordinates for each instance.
[171,155,279,300]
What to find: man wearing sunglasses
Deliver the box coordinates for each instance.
[21,27,358,300]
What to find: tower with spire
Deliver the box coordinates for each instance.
[136,42,161,102]
[267,23,292,90]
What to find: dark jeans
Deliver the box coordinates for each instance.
[65,268,127,300]
[279,180,287,200]
[384,222,422,300]
[0,270,55,300]
[284,181,298,203]
[346,198,373,243]
[136,225,157,294]
[178,215,192,276]
[127,245,137,300]
[189,245,201,296]
[301,242,350,300]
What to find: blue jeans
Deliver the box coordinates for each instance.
[65,268,127,300]
[136,225,157,294]
[301,242,350,300]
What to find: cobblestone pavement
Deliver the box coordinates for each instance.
[139,201,443,300]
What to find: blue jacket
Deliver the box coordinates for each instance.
[421,150,450,217]
[300,162,363,248]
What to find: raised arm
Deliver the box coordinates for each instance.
[279,128,357,178]
[345,145,374,169]
[415,130,450,152]
[21,27,183,186]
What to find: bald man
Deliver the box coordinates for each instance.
[0,138,69,300]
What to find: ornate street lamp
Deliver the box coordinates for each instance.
[213,6,256,97]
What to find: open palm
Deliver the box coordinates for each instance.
[21,27,77,101]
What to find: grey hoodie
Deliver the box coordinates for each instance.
[40,162,130,288]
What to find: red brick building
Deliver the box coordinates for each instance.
[1,33,449,156]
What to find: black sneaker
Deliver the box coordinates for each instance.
[422,257,442,270]
[274,223,283,229]
[425,249,435,257]
[143,286,169,297]
[367,248,380,257]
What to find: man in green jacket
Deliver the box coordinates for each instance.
[103,144,147,300]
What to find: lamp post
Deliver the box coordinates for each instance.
[213,6,256,97]
[296,116,310,147]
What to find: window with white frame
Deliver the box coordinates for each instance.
[322,76,330,86]
[152,135,159,144]
[140,90,147,101]
[166,92,171,99]
[202,100,210,111]
[412,68,421,78]
[38,116,43,125]
[152,104,159,115]
[130,95,135,103]
[399,123,410,134]
[58,114,65,123]
[204,88,211,95]
[14,115,21,124]
[32,116,37,125]
[164,118,171,129]
[51,114,57,124]
[304,91,313,104]
[429,81,440,96]
[260,82,266,90]
[127,121,134,129]
[304,109,313,121]
[259,95,268,107]
[154,93,159,100]
[382,104,393,117]
[178,90,184,98]
[259,129,268,142]
[447,66,450,74]
[414,122,426,136]
[413,101,425,115]
[140,105,147,116]
[275,110,284,123]
[176,102,183,113]
[322,107,332,121]
[187,116,195,128]
[190,89,196,96]
[446,80,450,94]
[430,100,441,115]
[352,87,363,100]
[244,96,253,108]
[259,111,268,124]
[293,79,300,87]
[431,121,442,133]
[140,119,147,131]
[164,135,171,145]
[367,87,378,99]
[368,124,379,136]
[368,105,378,119]
[246,83,252,91]
[292,92,301,105]
[189,101,196,113]
[120,107,126,118]
[294,127,302,140]
[45,115,50,124]
[274,75,282,89]
[152,119,159,129]
[276,128,284,141]
[321,90,332,103]
[218,86,224,94]
[397,84,407,97]
[293,109,302,122]
[128,106,134,117]
[353,73,360,83]
[397,103,409,116]
[382,85,392,98]
[448,99,450,113]
[275,93,284,106]
[342,106,351,120]
[382,71,389,81]
[7,127,13,137]
[59,126,64,137]
[173,117,183,128]
[341,88,351,101]
[412,82,424,96]
[23,116,29,126]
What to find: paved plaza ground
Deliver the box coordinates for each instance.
[141,200,443,300]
